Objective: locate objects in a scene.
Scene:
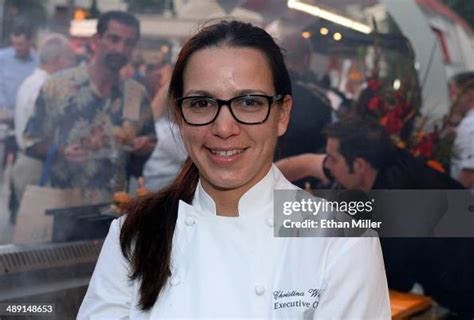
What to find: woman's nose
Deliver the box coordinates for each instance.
[211,105,240,138]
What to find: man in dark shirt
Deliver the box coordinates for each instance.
[276,34,331,188]
[276,115,474,317]
[323,116,473,318]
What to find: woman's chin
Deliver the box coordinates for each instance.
[203,175,246,191]
[199,164,270,193]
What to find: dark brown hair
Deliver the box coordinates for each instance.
[324,115,394,172]
[97,10,140,39]
[451,71,474,91]
[120,20,291,310]
[120,159,198,309]
[11,17,34,39]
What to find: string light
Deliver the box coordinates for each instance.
[287,0,372,34]
[393,79,401,90]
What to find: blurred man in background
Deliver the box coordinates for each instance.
[323,117,473,318]
[276,34,332,189]
[9,33,76,222]
[0,18,38,170]
[279,116,473,317]
[0,18,38,118]
[24,11,155,203]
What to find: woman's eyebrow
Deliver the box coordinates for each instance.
[183,90,213,96]
[235,89,268,96]
[183,89,270,97]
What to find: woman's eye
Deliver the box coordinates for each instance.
[191,99,210,108]
[238,97,264,108]
[244,99,257,106]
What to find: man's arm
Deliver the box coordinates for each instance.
[25,134,87,163]
[132,135,156,156]
[457,168,474,188]
[276,153,329,183]
[133,87,157,156]
[24,141,49,160]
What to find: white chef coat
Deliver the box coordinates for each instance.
[78,165,390,319]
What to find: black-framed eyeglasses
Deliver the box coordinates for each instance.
[177,94,283,126]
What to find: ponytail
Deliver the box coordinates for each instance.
[120,158,199,310]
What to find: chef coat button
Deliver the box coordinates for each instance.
[255,285,265,296]
[170,275,180,286]
[185,216,195,226]
[266,218,274,227]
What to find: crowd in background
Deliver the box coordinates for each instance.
[0,9,473,318]
[2,15,473,197]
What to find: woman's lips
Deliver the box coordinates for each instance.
[205,147,247,164]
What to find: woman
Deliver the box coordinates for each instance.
[78,20,390,319]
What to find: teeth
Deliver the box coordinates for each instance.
[211,149,244,157]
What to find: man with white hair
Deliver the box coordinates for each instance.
[9,33,76,222]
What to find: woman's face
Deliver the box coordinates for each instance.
[179,46,291,194]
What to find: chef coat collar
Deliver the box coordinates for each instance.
[192,165,277,217]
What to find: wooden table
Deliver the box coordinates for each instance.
[390,290,433,319]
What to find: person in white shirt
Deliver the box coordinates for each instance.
[9,33,76,222]
[143,116,187,191]
[448,72,474,188]
[78,20,390,319]
[0,18,38,118]
[144,62,188,191]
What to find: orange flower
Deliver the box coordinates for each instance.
[396,140,406,149]
[113,191,131,208]
[427,160,445,173]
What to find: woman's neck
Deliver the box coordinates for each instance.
[201,183,243,217]
[199,163,273,217]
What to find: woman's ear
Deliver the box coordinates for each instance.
[277,95,292,136]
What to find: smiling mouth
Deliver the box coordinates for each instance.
[207,148,247,157]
